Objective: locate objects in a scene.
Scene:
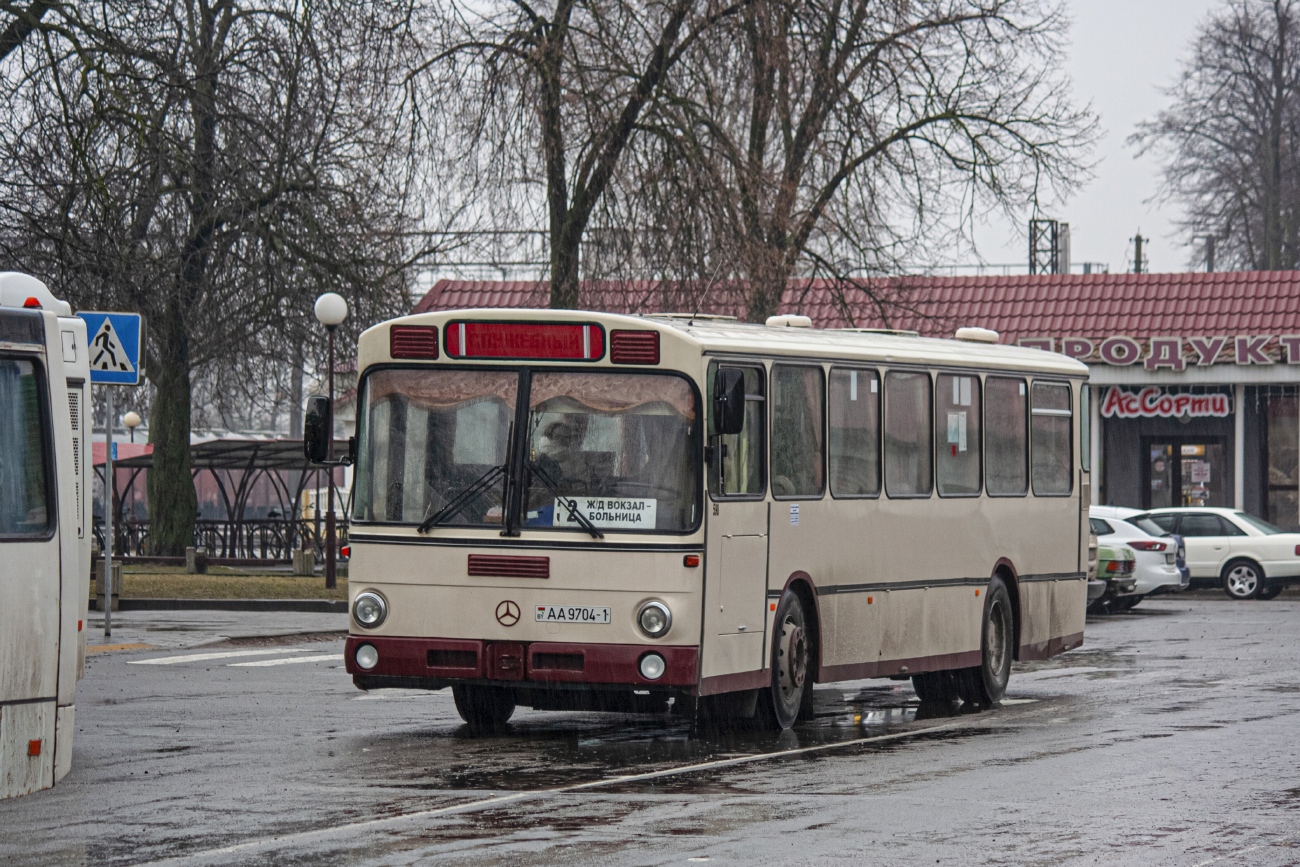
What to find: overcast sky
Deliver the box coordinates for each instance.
[974,0,1222,274]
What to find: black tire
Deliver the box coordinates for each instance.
[1221,559,1264,600]
[452,685,516,732]
[1113,595,1141,612]
[912,670,960,704]
[1257,583,1284,600]
[957,575,1015,707]
[760,590,814,730]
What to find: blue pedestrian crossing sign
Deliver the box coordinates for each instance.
[77,312,143,385]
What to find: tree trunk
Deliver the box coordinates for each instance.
[146,321,196,555]
[743,243,791,323]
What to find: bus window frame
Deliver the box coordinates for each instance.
[827,364,881,500]
[0,351,57,542]
[351,362,706,536]
[768,362,826,501]
[934,369,983,499]
[983,374,1030,499]
[883,368,935,500]
[1029,378,1075,498]
[707,360,767,502]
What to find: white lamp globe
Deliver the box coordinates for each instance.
[314,292,349,327]
[123,411,142,430]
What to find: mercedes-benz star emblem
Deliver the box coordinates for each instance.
[495,600,521,627]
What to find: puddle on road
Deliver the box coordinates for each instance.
[346,683,1010,796]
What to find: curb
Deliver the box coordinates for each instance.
[90,598,348,613]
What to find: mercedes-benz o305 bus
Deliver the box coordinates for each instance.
[325,310,1090,730]
[1,273,90,797]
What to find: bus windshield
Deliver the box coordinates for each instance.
[354,368,700,533]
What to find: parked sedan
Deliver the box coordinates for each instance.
[1090,506,1188,610]
[1134,508,1300,600]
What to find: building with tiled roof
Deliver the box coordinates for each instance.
[413,272,1300,528]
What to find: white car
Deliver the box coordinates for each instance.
[1134,508,1300,600]
[1089,506,1188,610]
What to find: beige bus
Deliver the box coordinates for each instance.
[321,309,1090,731]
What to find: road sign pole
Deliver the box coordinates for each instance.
[103,387,113,638]
[79,309,143,638]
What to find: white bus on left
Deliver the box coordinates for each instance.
[0,273,90,800]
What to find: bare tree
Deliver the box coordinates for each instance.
[0,1,429,553]
[1134,0,1300,271]
[613,0,1094,322]
[421,0,751,309]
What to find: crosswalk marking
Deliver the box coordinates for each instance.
[228,653,338,668]
[129,649,313,666]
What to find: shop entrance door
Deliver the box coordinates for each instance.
[1143,438,1227,508]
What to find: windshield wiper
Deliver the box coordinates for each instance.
[526,461,604,540]
[417,464,505,533]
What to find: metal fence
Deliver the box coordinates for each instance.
[93,516,349,562]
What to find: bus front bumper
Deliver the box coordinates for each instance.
[344,635,699,690]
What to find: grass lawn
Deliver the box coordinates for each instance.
[95,565,348,599]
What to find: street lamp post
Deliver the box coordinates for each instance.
[314,292,348,590]
[124,411,141,443]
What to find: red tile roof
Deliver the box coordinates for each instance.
[412,271,1300,342]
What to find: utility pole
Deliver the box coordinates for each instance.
[1202,235,1216,272]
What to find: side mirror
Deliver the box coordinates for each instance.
[304,395,332,464]
[713,368,746,436]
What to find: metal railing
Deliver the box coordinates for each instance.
[92,517,349,562]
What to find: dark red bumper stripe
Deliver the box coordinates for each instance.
[345,636,698,687]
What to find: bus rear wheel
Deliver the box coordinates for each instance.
[760,591,814,730]
[957,576,1014,708]
[452,685,516,733]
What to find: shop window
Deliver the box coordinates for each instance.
[936,373,981,496]
[828,368,880,497]
[985,377,1028,495]
[1263,389,1299,531]
[1031,382,1073,495]
[709,364,765,496]
[770,365,825,498]
[885,371,932,497]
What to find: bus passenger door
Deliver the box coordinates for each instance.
[703,364,769,681]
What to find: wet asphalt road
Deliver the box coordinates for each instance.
[2,593,1299,866]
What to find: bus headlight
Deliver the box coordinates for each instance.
[639,653,666,680]
[352,591,388,629]
[355,644,379,670]
[637,601,672,638]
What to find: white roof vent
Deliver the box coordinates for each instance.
[765,314,813,328]
[955,326,999,344]
[0,272,72,316]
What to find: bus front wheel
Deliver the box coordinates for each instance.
[761,591,815,730]
[452,685,516,732]
[957,575,1014,708]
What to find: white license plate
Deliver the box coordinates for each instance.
[535,605,611,625]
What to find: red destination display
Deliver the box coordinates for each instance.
[444,321,605,360]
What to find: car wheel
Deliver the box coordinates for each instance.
[1221,559,1263,600]
[1257,583,1284,600]
[452,685,516,733]
[1114,595,1141,611]
[956,575,1014,707]
[759,590,814,730]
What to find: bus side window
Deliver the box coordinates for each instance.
[0,357,53,536]
[1031,382,1073,495]
[985,377,1028,496]
[709,364,765,496]
[770,365,825,498]
[828,367,880,497]
[884,371,932,497]
[936,373,981,496]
